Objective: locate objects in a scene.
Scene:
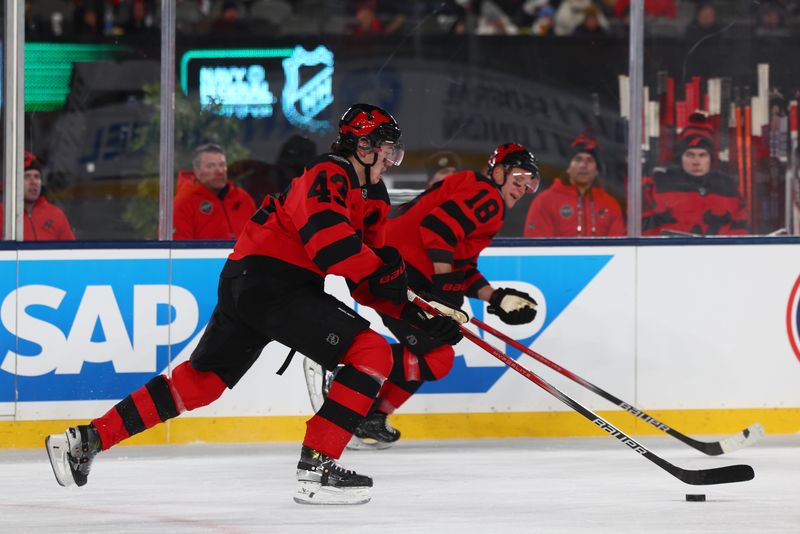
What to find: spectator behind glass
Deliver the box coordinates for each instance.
[210,0,249,35]
[554,0,609,36]
[72,3,102,37]
[173,143,257,240]
[425,151,462,186]
[684,1,721,42]
[572,4,607,36]
[755,3,791,37]
[122,0,157,36]
[531,4,556,36]
[351,0,407,35]
[613,0,676,19]
[642,113,748,236]
[523,133,625,237]
[0,152,75,241]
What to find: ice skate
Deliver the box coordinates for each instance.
[293,446,372,505]
[46,424,101,487]
[347,411,400,450]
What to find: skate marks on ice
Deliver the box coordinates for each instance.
[0,436,798,533]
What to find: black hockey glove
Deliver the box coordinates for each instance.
[487,288,537,325]
[358,247,408,305]
[401,303,463,346]
[430,271,466,308]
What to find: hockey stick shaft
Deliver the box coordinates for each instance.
[470,316,762,456]
[408,292,754,486]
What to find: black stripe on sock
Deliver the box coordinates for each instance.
[334,365,381,398]
[145,375,179,421]
[115,396,146,437]
[318,399,363,433]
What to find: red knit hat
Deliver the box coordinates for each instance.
[678,112,714,158]
[24,151,41,173]
[570,132,600,165]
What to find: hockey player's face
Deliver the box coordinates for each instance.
[358,140,403,183]
[23,170,42,204]
[682,148,711,177]
[566,153,598,186]
[194,152,228,193]
[500,166,537,208]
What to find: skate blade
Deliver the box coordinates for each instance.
[45,434,74,487]
[293,481,371,505]
[346,435,394,451]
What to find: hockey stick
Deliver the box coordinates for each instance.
[468,316,764,456]
[409,292,755,486]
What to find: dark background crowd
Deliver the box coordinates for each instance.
[21,0,800,40]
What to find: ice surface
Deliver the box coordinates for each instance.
[1,435,797,533]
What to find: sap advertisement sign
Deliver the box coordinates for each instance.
[0,249,614,405]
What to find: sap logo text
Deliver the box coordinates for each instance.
[1,284,198,376]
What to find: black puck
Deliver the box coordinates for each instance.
[685,494,706,502]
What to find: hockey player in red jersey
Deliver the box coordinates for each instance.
[349,143,541,448]
[45,103,463,505]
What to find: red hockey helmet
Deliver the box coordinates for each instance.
[487,143,540,192]
[336,103,402,153]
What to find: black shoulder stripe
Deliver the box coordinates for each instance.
[441,200,476,236]
[421,214,458,247]
[313,235,363,271]
[299,211,349,244]
[454,258,473,268]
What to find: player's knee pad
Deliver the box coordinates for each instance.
[419,345,455,381]
[170,361,227,412]
[339,329,392,382]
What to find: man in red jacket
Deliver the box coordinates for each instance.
[0,151,75,240]
[173,143,257,240]
[349,143,541,448]
[642,113,748,236]
[46,103,462,505]
[523,134,625,237]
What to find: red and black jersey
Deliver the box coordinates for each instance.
[230,153,404,316]
[642,166,748,236]
[385,170,505,297]
[523,178,625,237]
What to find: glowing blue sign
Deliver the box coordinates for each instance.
[199,64,275,119]
[181,46,335,131]
[282,45,334,132]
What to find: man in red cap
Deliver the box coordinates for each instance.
[642,113,748,236]
[0,151,75,240]
[523,133,625,237]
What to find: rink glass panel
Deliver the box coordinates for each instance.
[642,3,800,237]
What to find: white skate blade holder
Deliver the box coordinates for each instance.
[346,435,393,451]
[45,434,75,487]
[294,481,371,505]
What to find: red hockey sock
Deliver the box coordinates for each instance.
[92,361,226,450]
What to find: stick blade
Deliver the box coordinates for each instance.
[679,464,755,486]
[719,422,765,454]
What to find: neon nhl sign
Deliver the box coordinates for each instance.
[181,45,335,131]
